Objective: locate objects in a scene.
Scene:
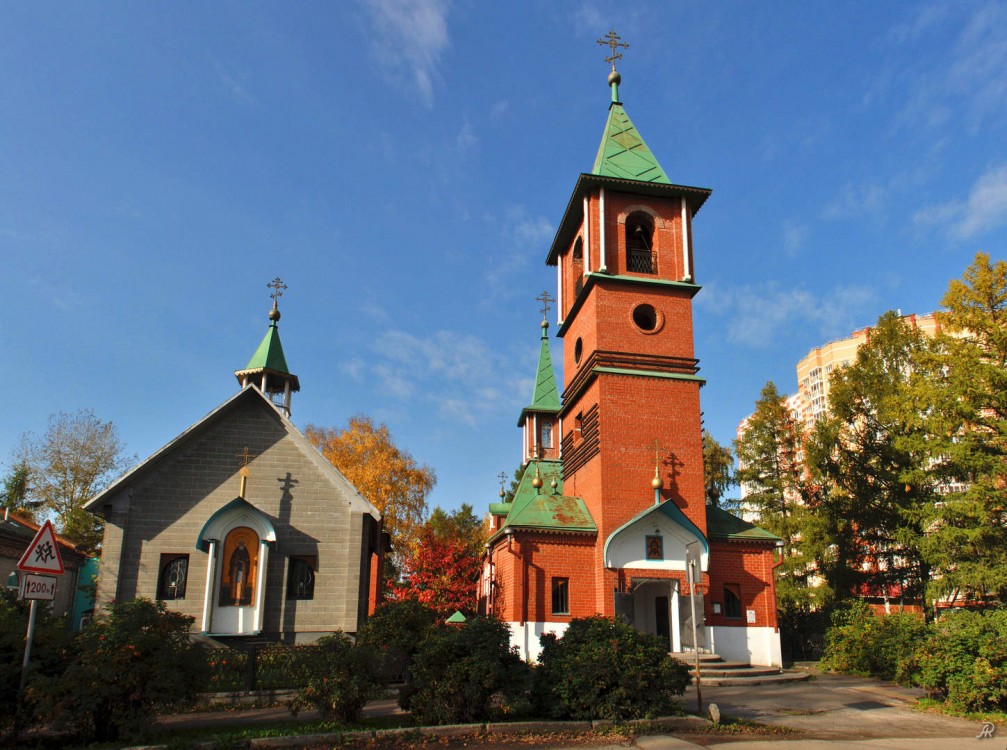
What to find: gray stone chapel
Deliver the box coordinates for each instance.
[85,283,385,642]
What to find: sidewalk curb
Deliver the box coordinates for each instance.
[124,714,711,750]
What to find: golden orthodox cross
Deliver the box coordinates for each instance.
[236,446,257,468]
[597,29,629,70]
[267,277,287,304]
[536,290,556,319]
[650,438,663,467]
[498,472,508,492]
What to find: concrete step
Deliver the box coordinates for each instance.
[688,660,751,671]
[694,665,783,678]
[696,670,813,687]
[669,651,725,663]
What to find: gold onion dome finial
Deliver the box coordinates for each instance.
[650,438,664,490]
[532,463,543,489]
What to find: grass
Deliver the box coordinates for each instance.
[914,697,1007,724]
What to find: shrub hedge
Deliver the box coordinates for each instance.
[399,616,528,725]
[821,602,1007,714]
[533,615,690,721]
[288,633,379,723]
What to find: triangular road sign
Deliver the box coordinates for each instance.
[17,519,65,575]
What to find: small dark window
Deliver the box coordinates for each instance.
[572,238,583,262]
[552,577,570,615]
[541,421,553,449]
[626,213,656,273]
[724,584,742,619]
[632,304,658,331]
[157,554,189,601]
[287,556,316,600]
[574,337,583,364]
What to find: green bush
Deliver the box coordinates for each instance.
[533,616,690,721]
[0,589,72,733]
[399,617,528,725]
[912,608,1007,713]
[820,600,925,683]
[40,598,208,743]
[289,634,379,723]
[357,600,438,682]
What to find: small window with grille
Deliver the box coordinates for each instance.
[287,556,316,600]
[157,554,189,601]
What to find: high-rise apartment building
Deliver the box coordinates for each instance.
[792,312,941,428]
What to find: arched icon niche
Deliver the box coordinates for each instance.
[219,526,259,607]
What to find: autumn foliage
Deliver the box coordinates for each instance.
[392,527,482,616]
[306,416,435,559]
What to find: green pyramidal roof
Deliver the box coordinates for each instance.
[592,102,671,184]
[491,460,596,538]
[529,323,560,407]
[245,322,291,374]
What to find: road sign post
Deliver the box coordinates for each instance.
[17,520,64,713]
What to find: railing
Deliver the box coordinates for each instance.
[627,249,657,274]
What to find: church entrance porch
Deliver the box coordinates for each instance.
[615,578,683,653]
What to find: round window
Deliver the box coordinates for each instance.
[574,337,583,364]
[632,304,659,332]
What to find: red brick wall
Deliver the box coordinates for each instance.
[705,540,779,629]
[485,532,597,623]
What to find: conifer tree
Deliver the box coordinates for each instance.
[735,382,815,609]
[805,311,935,604]
[915,252,1007,604]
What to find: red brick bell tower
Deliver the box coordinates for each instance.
[480,36,781,667]
[547,52,712,615]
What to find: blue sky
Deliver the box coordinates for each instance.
[3,2,1005,514]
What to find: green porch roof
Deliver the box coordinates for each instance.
[491,460,596,539]
[592,101,670,184]
[706,505,781,543]
[519,322,560,425]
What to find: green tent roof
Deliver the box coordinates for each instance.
[492,460,596,539]
[591,101,670,184]
[446,611,467,624]
[244,322,291,374]
[706,505,781,543]
[520,323,560,424]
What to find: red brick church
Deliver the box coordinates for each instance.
[478,49,782,666]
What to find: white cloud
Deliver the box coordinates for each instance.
[490,100,510,119]
[363,0,451,107]
[822,183,890,221]
[573,4,606,36]
[363,329,526,425]
[887,3,1007,135]
[481,207,554,306]
[455,117,478,153]
[211,59,255,105]
[702,282,877,349]
[915,162,1007,239]
[781,220,808,257]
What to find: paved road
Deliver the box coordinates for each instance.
[676,670,992,748]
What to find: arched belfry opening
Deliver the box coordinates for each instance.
[626,212,656,274]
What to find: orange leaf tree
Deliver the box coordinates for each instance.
[306,416,435,562]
